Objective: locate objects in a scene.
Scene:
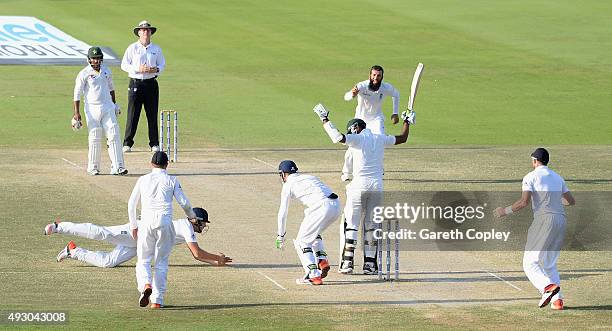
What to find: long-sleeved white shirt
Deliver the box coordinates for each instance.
[128,168,196,230]
[344,80,400,121]
[344,129,396,179]
[277,173,333,236]
[73,64,114,105]
[121,41,165,79]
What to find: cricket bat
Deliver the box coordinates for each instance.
[407,63,424,111]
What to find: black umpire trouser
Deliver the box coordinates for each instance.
[123,77,159,148]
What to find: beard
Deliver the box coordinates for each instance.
[368,79,382,91]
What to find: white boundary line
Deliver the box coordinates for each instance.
[61,158,82,169]
[257,271,287,291]
[485,270,522,291]
[252,157,276,169]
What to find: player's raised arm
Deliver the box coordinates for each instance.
[313,103,345,144]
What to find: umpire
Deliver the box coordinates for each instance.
[121,20,166,153]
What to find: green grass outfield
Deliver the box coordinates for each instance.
[1,0,611,148]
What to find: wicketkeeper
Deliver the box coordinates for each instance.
[276,160,341,285]
[313,103,413,275]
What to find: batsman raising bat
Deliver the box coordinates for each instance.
[276,160,341,285]
[313,103,414,275]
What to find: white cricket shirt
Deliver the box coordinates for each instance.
[344,80,400,121]
[121,41,165,79]
[277,173,333,236]
[73,64,114,105]
[522,165,570,216]
[128,168,196,230]
[344,129,396,179]
[172,219,198,244]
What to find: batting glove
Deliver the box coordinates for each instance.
[114,103,121,116]
[275,234,285,249]
[401,110,416,125]
[71,118,82,131]
[313,103,329,122]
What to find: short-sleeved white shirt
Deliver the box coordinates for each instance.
[522,165,569,216]
[73,64,114,106]
[172,219,198,245]
[344,129,396,179]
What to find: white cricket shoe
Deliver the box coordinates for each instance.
[88,169,100,176]
[111,167,128,176]
[341,174,351,182]
[122,146,132,153]
[538,284,560,308]
[338,260,354,274]
[56,241,77,262]
[151,145,160,152]
[44,221,60,235]
[295,273,323,285]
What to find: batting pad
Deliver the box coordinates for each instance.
[106,123,124,171]
[88,127,104,172]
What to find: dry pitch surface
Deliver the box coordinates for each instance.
[1,146,611,329]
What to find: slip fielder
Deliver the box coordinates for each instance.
[313,103,414,275]
[495,148,575,310]
[44,208,231,268]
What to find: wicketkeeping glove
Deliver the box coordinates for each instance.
[313,103,329,122]
[114,103,121,116]
[401,110,416,125]
[275,234,285,249]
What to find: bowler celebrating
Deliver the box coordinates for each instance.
[495,148,575,310]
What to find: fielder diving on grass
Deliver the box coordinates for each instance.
[313,103,414,275]
[45,207,232,268]
[276,160,341,285]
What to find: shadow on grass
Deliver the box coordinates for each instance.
[162,297,536,310]
[172,170,434,177]
[385,178,612,185]
[564,305,612,311]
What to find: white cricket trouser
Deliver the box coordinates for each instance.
[136,216,175,305]
[342,177,383,259]
[523,214,566,300]
[342,118,384,176]
[293,199,341,276]
[57,222,136,267]
[84,103,125,173]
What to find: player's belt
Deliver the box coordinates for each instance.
[328,193,338,199]
[130,76,157,82]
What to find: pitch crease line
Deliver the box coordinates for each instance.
[252,157,276,169]
[257,271,287,291]
[485,270,522,291]
[62,158,82,169]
